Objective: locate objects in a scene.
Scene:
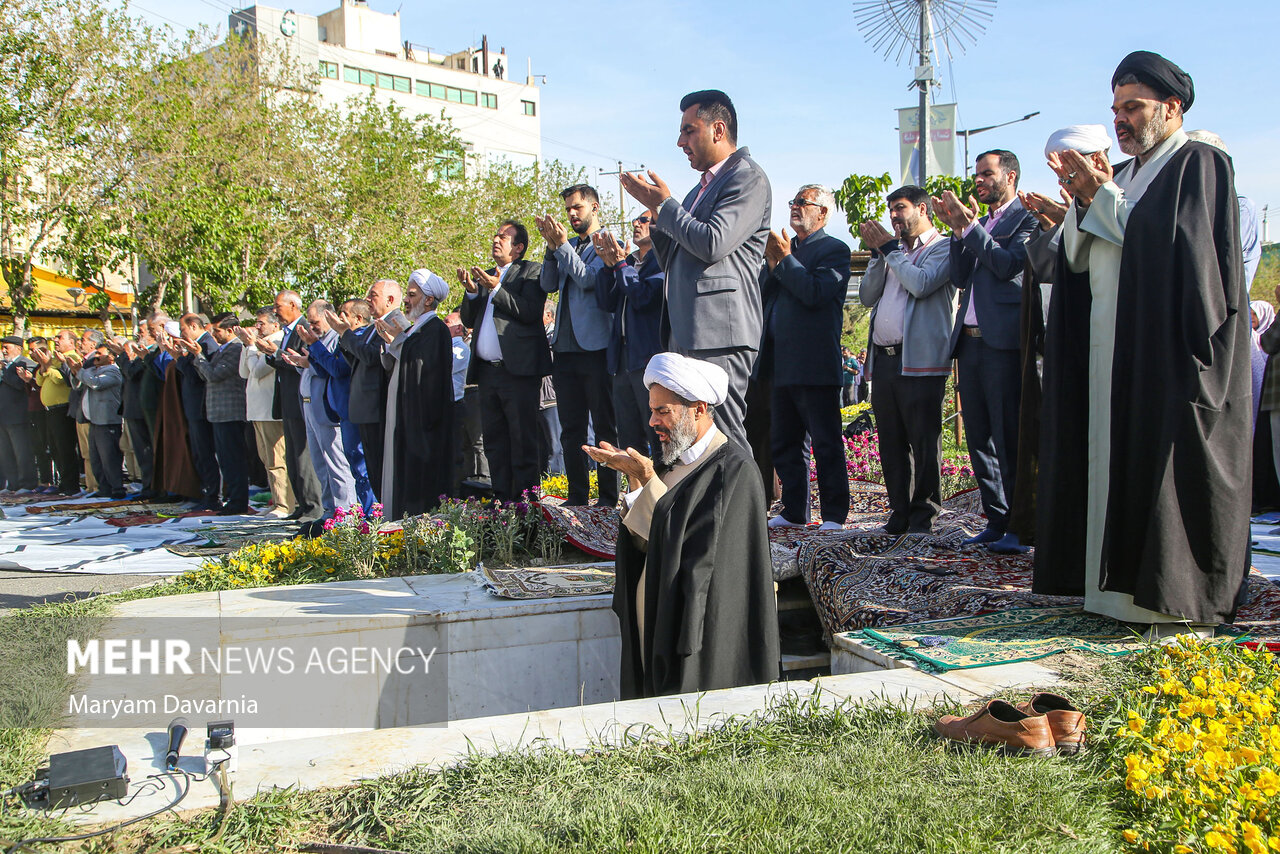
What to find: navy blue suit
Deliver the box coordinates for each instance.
[757,228,852,526]
[596,251,664,456]
[174,331,220,503]
[948,199,1038,533]
[339,323,388,501]
[307,335,373,513]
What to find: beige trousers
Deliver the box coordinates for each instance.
[253,420,295,514]
[75,421,97,491]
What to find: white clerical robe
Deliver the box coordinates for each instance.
[1062,127,1188,622]
[380,309,437,507]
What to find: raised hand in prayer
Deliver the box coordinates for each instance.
[931,190,979,234]
[373,317,397,344]
[765,228,792,270]
[619,170,672,211]
[469,267,500,291]
[29,346,50,367]
[534,214,568,250]
[592,231,628,267]
[1047,150,1112,208]
[15,366,32,383]
[324,308,349,334]
[583,441,655,489]
[282,348,310,370]
[294,323,318,346]
[254,334,278,355]
[233,326,254,345]
[1018,191,1068,231]
[456,267,476,294]
[859,220,896,249]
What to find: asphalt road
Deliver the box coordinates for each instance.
[0,569,161,616]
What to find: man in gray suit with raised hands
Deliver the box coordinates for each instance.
[620,89,771,449]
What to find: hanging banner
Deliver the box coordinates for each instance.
[897,103,956,185]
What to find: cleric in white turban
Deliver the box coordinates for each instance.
[378,266,454,518]
[585,352,779,700]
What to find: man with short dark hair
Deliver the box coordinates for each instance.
[860,185,956,534]
[759,184,852,531]
[76,345,126,499]
[32,330,79,495]
[306,297,375,514]
[458,220,549,501]
[536,185,617,507]
[620,90,772,449]
[934,150,1038,553]
[189,312,249,514]
[1035,51,1250,628]
[172,313,221,510]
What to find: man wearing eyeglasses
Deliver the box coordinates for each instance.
[619,89,771,450]
[756,185,852,531]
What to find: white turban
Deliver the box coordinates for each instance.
[164,321,180,337]
[643,353,728,406]
[1044,124,1112,158]
[408,268,449,302]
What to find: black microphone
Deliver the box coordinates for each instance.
[165,717,189,770]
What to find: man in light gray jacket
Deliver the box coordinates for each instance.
[76,345,126,499]
[620,89,771,449]
[859,185,957,534]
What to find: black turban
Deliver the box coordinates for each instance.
[1111,51,1194,112]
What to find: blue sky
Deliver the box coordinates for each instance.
[129,0,1279,245]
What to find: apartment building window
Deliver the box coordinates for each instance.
[319,60,338,79]
[345,66,410,93]
[481,93,497,109]
[435,153,465,181]
[522,100,536,116]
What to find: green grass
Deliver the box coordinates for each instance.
[108,659,1139,854]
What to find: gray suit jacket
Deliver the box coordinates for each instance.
[540,235,611,352]
[193,340,247,423]
[76,364,123,426]
[649,146,771,352]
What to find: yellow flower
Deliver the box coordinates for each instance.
[1256,768,1280,798]
[1123,829,1140,844]
[1204,829,1234,852]
[1129,711,1146,733]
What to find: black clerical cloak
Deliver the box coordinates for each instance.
[387,316,453,519]
[612,441,781,699]
[1034,141,1250,624]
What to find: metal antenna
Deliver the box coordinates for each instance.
[852,0,996,186]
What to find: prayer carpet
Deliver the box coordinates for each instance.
[480,562,615,599]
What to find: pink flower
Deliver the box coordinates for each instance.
[322,518,336,531]
[359,522,370,534]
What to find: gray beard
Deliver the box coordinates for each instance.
[658,412,699,466]
[1121,110,1169,157]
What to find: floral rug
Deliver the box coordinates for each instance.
[539,500,619,559]
[802,521,1280,642]
[479,562,615,599]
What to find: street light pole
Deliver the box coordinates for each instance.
[958,111,1040,177]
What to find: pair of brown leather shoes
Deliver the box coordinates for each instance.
[933,692,1086,756]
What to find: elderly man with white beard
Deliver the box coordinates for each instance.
[585,352,779,699]
[378,269,454,518]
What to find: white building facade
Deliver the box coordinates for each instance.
[232,0,542,167]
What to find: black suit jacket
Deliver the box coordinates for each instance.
[757,228,852,387]
[338,324,388,425]
[458,258,551,381]
[174,332,218,422]
[268,319,307,420]
[0,359,35,425]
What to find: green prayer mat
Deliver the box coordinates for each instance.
[856,606,1246,671]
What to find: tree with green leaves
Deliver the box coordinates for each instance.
[834,171,979,248]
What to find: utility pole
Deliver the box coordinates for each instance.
[914,0,935,187]
[599,160,645,229]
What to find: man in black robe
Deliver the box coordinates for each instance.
[586,353,779,699]
[378,269,454,519]
[1034,51,1250,626]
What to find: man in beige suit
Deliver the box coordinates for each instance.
[586,353,778,699]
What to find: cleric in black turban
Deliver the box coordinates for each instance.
[1111,50,1194,111]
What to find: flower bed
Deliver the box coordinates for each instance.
[1108,636,1280,853]
[169,497,564,593]
[842,429,976,500]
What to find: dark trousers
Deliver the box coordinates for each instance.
[88,422,124,496]
[552,350,618,506]
[476,361,543,502]
[745,373,774,500]
[672,345,755,451]
[613,367,659,459]
[773,384,849,527]
[47,406,79,493]
[29,409,52,485]
[211,420,248,508]
[339,419,374,514]
[0,421,36,490]
[842,383,856,407]
[126,417,154,490]
[357,420,384,503]
[871,351,947,532]
[451,393,488,495]
[282,415,318,515]
[186,413,220,501]
[956,334,1021,532]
